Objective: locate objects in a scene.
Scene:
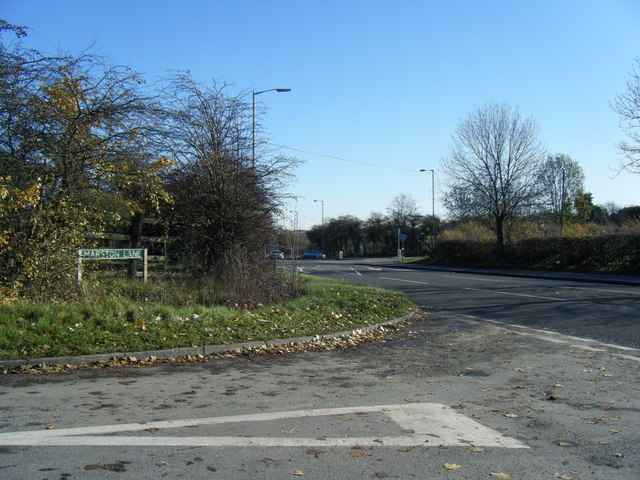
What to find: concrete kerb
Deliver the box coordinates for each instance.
[0,308,419,370]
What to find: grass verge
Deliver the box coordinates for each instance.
[0,274,414,361]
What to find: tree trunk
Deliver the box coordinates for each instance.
[495,215,506,257]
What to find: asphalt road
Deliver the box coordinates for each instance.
[0,260,638,479]
[297,259,640,349]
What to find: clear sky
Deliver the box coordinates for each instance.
[3,0,640,229]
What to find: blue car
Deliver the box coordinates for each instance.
[302,250,326,259]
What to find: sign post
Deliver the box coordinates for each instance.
[77,249,148,282]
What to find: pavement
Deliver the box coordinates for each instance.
[2,259,638,370]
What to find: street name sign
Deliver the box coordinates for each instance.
[76,248,148,282]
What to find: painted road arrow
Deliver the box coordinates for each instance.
[0,403,527,448]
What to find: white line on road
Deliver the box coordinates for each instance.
[378,277,430,285]
[462,287,566,302]
[467,314,640,360]
[558,286,640,296]
[442,274,506,283]
[0,403,527,449]
[614,354,640,362]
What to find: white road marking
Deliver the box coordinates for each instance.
[465,314,640,361]
[517,333,569,344]
[462,287,566,302]
[601,343,638,352]
[442,274,506,283]
[571,345,607,352]
[378,277,430,285]
[614,354,640,362]
[559,286,640,296]
[0,403,527,449]
[349,267,362,276]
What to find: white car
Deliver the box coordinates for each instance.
[268,249,285,260]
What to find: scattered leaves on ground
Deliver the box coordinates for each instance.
[443,463,461,470]
[490,473,512,479]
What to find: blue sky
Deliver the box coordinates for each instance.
[3,0,640,229]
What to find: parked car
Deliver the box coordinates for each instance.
[268,249,284,260]
[302,250,326,259]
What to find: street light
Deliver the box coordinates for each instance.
[252,88,291,168]
[313,199,324,252]
[420,169,436,249]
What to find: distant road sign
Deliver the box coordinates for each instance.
[78,249,145,260]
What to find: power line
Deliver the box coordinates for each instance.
[267,143,419,172]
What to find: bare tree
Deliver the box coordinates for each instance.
[387,193,418,230]
[612,56,640,174]
[538,154,585,232]
[442,101,546,250]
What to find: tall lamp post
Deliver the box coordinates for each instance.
[252,88,291,168]
[313,199,324,252]
[420,169,436,249]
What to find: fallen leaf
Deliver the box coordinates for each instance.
[404,398,419,403]
[469,447,484,452]
[103,463,126,472]
[155,461,167,467]
[609,429,620,434]
[281,429,295,435]
[261,391,277,396]
[45,425,56,430]
[84,464,100,471]
[558,441,575,447]
[609,416,621,421]
[351,451,365,457]
[554,474,572,480]
[341,417,353,422]
[481,388,492,392]
[305,449,325,458]
[443,463,461,470]
[553,383,564,388]
[613,453,624,458]
[292,470,305,476]
[504,413,519,418]
[397,448,412,452]
[382,407,391,411]
[490,473,512,479]
[145,427,159,433]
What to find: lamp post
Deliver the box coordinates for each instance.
[313,199,324,252]
[420,169,436,249]
[252,88,291,168]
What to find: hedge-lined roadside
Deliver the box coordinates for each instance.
[428,234,640,275]
[0,274,415,361]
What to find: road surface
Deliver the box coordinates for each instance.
[0,260,638,479]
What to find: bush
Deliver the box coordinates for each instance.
[431,234,640,274]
